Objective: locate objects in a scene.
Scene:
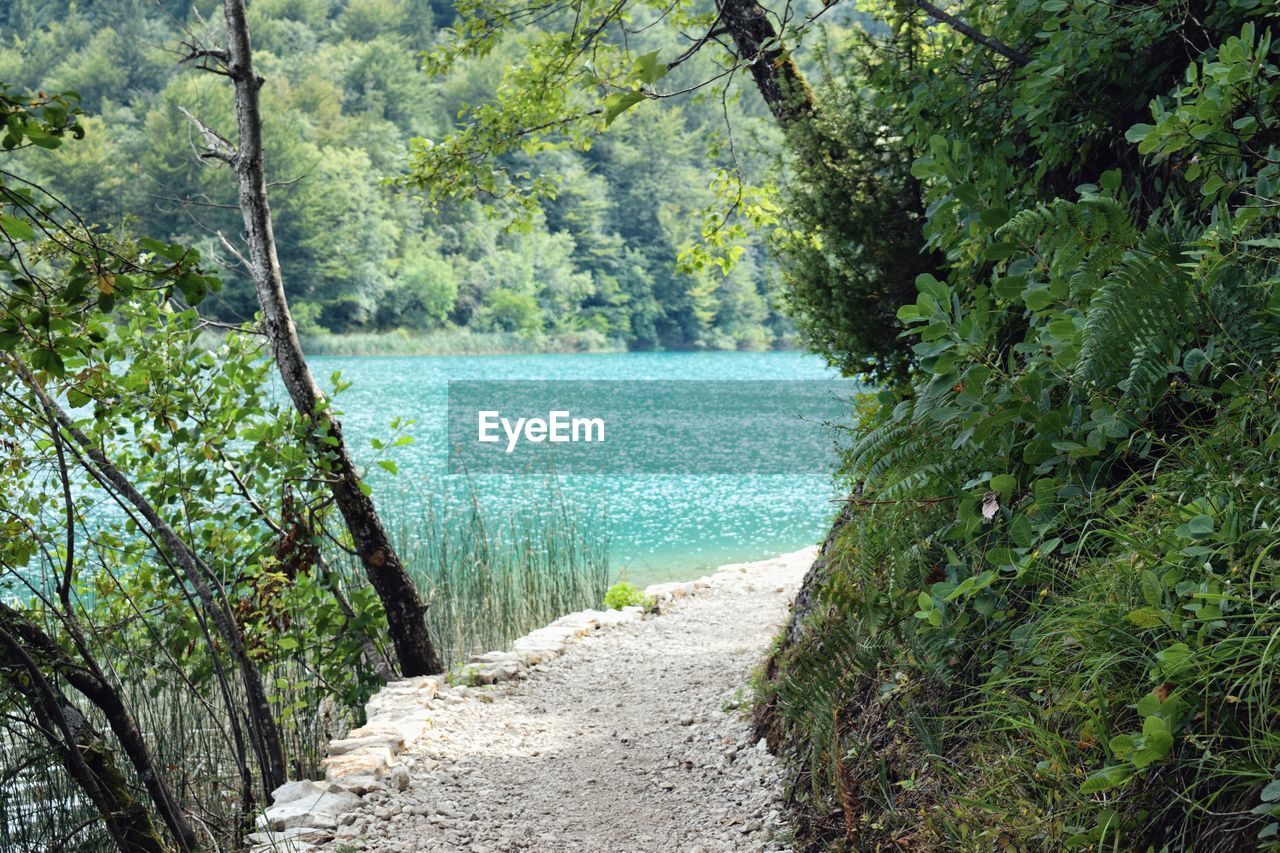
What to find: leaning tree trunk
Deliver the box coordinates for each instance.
[218,0,441,677]
[1,604,198,850]
[0,625,168,853]
[6,605,198,848]
[11,360,288,793]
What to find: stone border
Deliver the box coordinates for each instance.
[247,557,795,852]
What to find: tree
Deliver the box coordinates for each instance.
[180,0,444,676]
[481,288,543,336]
[776,28,943,382]
[0,85,297,845]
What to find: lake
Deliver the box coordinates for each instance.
[312,351,847,585]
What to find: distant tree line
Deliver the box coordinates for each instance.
[0,0,794,350]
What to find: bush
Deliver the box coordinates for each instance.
[602,581,653,611]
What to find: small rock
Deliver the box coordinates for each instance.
[386,763,411,791]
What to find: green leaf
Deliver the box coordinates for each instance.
[1140,570,1163,607]
[175,271,207,305]
[989,473,1016,498]
[915,274,949,302]
[1009,514,1034,548]
[983,241,1020,261]
[31,347,66,377]
[993,275,1027,300]
[896,304,923,323]
[376,459,399,475]
[1126,607,1165,628]
[0,214,37,241]
[985,548,1018,569]
[1080,764,1133,794]
[1155,642,1192,675]
[602,90,645,126]
[1024,288,1054,310]
[979,206,1011,229]
[1175,514,1214,540]
[633,50,667,85]
[1125,123,1153,144]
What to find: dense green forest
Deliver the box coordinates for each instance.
[0,0,799,351]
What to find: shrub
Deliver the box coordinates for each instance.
[602,581,653,611]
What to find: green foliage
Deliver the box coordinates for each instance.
[0,81,614,847]
[760,3,1280,850]
[0,85,380,847]
[602,581,653,611]
[775,31,944,383]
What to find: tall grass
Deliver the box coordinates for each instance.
[387,480,611,665]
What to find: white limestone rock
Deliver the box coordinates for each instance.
[322,746,395,783]
[328,733,405,756]
[259,787,361,831]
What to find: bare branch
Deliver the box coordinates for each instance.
[180,45,230,65]
[216,230,253,275]
[177,106,238,164]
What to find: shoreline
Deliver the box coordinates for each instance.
[302,344,805,359]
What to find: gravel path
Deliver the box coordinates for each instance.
[324,548,814,853]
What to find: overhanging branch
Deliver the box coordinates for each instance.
[910,0,1030,66]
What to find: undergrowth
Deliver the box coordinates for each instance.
[757,9,1280,851]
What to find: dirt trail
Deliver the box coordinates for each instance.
[323,548,813,852]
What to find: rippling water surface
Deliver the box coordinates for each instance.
[311,351,846,584]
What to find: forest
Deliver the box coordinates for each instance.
[0,0,808,352]
[3,0,1280,850]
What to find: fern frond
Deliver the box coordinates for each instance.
[1000,197,1138,286]
[1077,229,1191,405]
[846,420,912,481]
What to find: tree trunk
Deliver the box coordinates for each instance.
[716,0,816,129]
[0,625,168,853]
[10,359,288,793]
[1,604,199,851]
[218,0,442,677]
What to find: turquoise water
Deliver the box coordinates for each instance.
[312,351,846,585]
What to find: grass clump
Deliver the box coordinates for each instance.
[602,580,654,611]
[385,481,610,666]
